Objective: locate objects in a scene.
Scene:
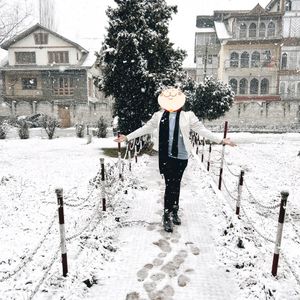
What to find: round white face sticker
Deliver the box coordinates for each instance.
[158,88,186,112]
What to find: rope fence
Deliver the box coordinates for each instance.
[0,134,151,299]
[190,123,299,284]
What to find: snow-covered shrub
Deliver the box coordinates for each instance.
[75,122,85,138]
[0,119,9,139]
[17,118,29,139]
[39,115,59,139]
[181,76,234,121]
[96,117,107,138]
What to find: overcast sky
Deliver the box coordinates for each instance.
[2,0,271,66]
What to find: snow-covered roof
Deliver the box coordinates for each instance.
[81,52,97,68]
[195,28,216,34]
[214,21,232,40]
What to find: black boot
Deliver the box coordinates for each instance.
[172,205,181,225]
[163,209,173,233]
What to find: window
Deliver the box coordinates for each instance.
[262,50,272,67]
[268,22,276,37]
[281,53,288,69]
[261,79,269,94]
[88,78,94,97]
[251,51,260,67]
[34,33,49,44]
[250,78,259,94]
[239,79,248,95]
[285,0,292,11]
[297,83,300,96]
[280,82,286,95]
[249,23,257,38]
[229,79,238,94]
[22,78,37,90]
[15,52,36,64]
[230,52,239,68]
[259,23,266,38]
[48,51,69,64]
[239,23,247,38]
[241,52,249,68]
[288,82,295,97]
[207,55,213,64]
[52,77,74,96]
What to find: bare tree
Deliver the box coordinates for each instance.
[0,0,32,44]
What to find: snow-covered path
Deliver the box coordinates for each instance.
[88,155,240,300]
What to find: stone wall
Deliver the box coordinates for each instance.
[0,99,113,126]
[205,100,300,132]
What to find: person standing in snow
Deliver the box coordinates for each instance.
[114,87,236,232]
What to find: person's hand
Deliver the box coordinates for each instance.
[222,138,237,147]
[114,134,127,143]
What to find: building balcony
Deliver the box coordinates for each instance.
[224,59,279,70]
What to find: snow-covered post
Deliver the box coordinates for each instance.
[134,144,138,163]
[201,138,205,163]
[196,134,199,155]
[236,170,245,216]
[117,132,122,180]
[100,158,106,211]
[55,188,68,277]
[218,121,228,190]
[86,125,92,144]
[207,143,212,171]
[272,191,289,276]
[192,132,195,147]
[128,143,132,172]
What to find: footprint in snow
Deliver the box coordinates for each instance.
[152,258,164,267]
[137,267,149,281]
[150,272,166,281]
[177,274,190,287]
[143,281,157,293]
[147,224,156,231]
[126,292,140,300]
[153,239,171,253]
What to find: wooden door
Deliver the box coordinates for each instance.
[58,105,71,128]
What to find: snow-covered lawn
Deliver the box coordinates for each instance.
[0,133,299,299]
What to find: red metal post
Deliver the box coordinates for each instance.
[100,158,106,211]
[55,188,68,277]
[218,121,228,190]
[272,191,289,276]
[236,170,245,216]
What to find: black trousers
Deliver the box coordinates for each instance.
[162,157,188,211]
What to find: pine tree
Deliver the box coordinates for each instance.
[95,0,186,134]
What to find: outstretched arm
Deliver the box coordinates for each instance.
[114,112,159,143]
[189,111,236,146]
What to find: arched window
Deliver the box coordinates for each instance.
[259,23,266,38]
[281,53,288,69]
[262,50,272,67]
[288,82,295,97]
[280,82,286,96]
[249,23,257,38]
[241,52,249,68]
[268,22,276,37]
[250,78,259,94]
[297,83,300,96]
[229,79,238,94]
[230,52,239,68]
[251,51,260,67]
[285,0,292,11]
[239,78,248,95]
[239,23,247,39]
[261,78,269,94]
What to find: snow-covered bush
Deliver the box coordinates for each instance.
[0,119,9,139]
[181,76,234,121]
[75,122,85,138]
[39,115,59,139]
[17,118,30,139]
[96,117,107,138]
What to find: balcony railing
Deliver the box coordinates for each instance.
[224,59,279,69]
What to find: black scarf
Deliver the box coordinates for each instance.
[159,110,181,174]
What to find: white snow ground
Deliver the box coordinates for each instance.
[0,133,299,300]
